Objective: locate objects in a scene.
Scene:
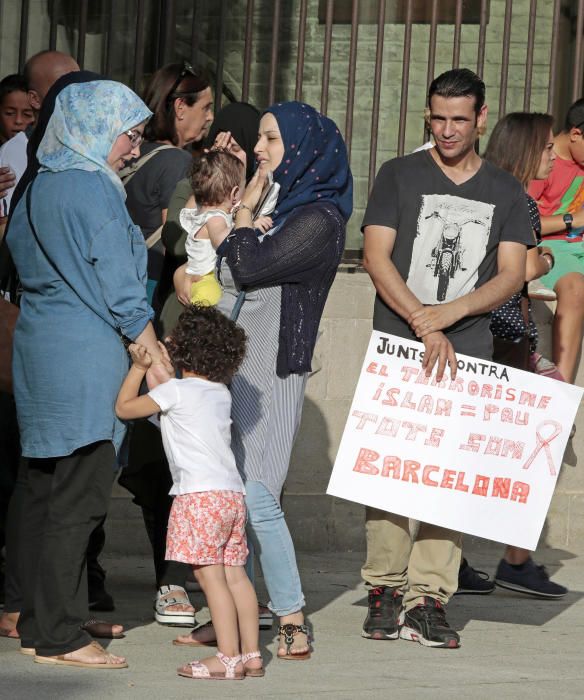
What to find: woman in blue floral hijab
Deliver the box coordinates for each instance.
[6,80,162,670]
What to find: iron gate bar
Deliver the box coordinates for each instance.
[344,0,359,158]
[397,0,413,157]
[295,0,308,102]
[104,0,115,77]
[368,0,385,193]
[17,0,29,72]
[476,0,488,76]
[498,0,513,119]
[523,0,537,111]
[320,0,334,115]
[424,0,439,142]
[132,0,146,91]
[214,0,227,113]
[241,0,254,102]
[268,0,281,105]
[573,0,584,102]
[49,0,58,51]
[190,0,201,67]
[452,0,463,68]
[77,0,88,68]
[547,0,561,112]
[160,0,177,66]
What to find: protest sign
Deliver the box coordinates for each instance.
[327,331,583,550]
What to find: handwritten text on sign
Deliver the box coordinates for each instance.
[327,332,583,550]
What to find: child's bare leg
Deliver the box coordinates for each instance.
[186,564,242,675]
[225,565,261,671]
[552,272,584,383]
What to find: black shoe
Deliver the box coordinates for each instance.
[361,586,403,640]
[495,558,568,598]
[399,597,460,648]
[456,558,495,595]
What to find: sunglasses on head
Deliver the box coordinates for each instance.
[166,60,197,103]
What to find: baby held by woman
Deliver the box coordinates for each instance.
[175,149,273,306]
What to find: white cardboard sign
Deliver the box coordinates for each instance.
[327,331,583,550]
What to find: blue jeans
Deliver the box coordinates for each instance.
[244,480,305,617]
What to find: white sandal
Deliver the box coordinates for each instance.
[177,652,244,680]
[242,650,264,677]
[154,585,196,627]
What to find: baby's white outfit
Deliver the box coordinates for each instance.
[180,207,233,276]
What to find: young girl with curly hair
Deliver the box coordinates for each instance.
[116,304,264,681]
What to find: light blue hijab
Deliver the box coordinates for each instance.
[37,80,152,198]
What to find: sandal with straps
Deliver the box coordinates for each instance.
[177,651,244,680]
[154,585,196,627]
[277,623,312,661]
[242,650,264,677]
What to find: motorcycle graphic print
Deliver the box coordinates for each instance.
[406,194,494,303]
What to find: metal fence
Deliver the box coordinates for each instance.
[2,0,583,254]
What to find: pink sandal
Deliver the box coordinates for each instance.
[177,651,244,680]
[242,650,264,677]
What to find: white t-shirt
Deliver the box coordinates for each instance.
[181,207,233,276]
[148,377,244,495]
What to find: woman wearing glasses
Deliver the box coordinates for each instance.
[6,80,164,669]
[124,61,213,308]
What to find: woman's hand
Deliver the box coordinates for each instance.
[253,215,273,234]
[240,165,269,212]
[210,130,236,153]
[173,262,197,306]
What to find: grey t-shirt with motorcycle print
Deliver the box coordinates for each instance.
[361,149,534,360]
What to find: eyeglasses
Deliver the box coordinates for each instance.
[166,60,196,102]
[126,129,144,148]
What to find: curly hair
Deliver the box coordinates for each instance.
[165,304,246,384]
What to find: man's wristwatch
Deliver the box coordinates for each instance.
[563,213,574,233]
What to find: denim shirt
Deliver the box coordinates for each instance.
[7,169,154,458]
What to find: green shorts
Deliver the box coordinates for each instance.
[539,239,584,289]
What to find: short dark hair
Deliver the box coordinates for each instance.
[165,304,246,384]
[428,68,486,115]
[143,62,210,145]
[190,150,245,206]
[564,97,584,132]
[0,74,28,105]
[484,112,554,187]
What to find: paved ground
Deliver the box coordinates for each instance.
[1,539,583,699]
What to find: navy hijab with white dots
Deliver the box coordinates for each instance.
[265,101,353,226]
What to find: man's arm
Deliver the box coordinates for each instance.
[409,241,526,336]
[363,225,457,380]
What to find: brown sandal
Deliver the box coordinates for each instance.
[81,619,125,639]
[173,621,218,647]
[277,623,312,661]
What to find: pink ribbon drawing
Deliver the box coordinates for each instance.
[522,420,562,476]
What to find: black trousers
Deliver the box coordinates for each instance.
[120,420,189,589]
[17,441,115,656]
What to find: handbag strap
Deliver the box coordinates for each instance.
[25,182,126,339]
[119,144,178,185]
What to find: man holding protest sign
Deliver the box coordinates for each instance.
[359,69,534,648]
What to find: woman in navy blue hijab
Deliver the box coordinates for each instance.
[175,102,352,666]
